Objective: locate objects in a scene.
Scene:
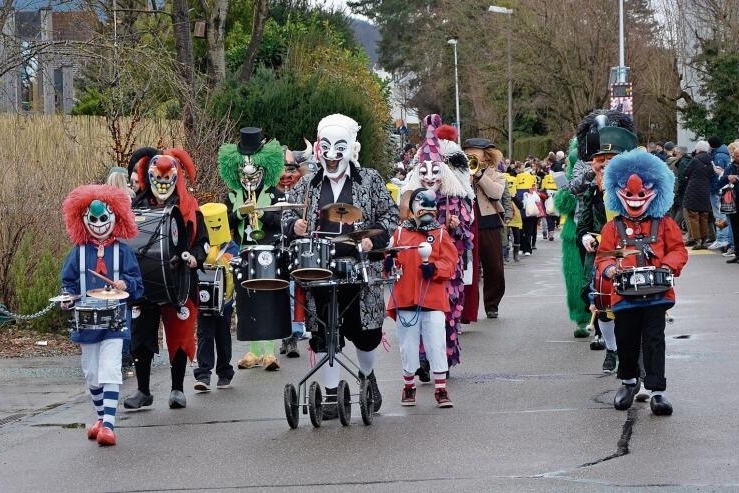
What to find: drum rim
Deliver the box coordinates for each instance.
[290,268,333,281]
[241,278,290,290]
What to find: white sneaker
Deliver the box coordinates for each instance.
[707,240,729,250]
[722,247,735,257]
[524,252,531,256]
[634,382,650,402]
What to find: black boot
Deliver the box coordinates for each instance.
[512,244,520,262]
[614,381,639,410]
[361,371,382,412]
[322,387,338,420]
[649,394,673,416]
[415,359,431,383]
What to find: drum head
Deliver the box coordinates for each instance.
[291,268,333,281]
[241,278,289,291]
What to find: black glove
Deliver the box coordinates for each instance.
[383,256,395,274]
[420,262,436,280]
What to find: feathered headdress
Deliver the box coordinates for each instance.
[576,109,634,162]
[63,185,138,246]
[218,139,284,192]
[603,150,674,218]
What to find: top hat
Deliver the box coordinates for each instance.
[462,137,496,150]
[238,127,264,155]
[592,126,637,157]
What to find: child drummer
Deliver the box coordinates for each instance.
[59,184,144,446]
[193,203,239,391]
[386,188,458,408]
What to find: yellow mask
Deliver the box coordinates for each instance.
[201,202,231,246]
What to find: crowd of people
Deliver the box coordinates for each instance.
[56,107,739,447]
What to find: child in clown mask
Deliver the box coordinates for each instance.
[59,185,144,446]
[193,203,239,391]
[386,188,458,408]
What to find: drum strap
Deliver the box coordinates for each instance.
[79,243,120,296]
[614,217,660,267]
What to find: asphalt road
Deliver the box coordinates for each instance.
[1,234,738,493]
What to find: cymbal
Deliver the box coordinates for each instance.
[256,202,308,212]
[87,288,130,300]
[597,248,640,258]
[332,228,384,243]
[321,202,362,224]
[372,245,419,253]
[49,293,81,303]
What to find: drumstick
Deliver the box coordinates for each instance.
[88,269,116,286]
[585,310,597,332]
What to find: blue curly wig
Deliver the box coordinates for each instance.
[604,150,674,218]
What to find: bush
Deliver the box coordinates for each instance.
[514,136,555,161]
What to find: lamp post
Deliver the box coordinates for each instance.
[488,5,513,160]
[447,37,461,145]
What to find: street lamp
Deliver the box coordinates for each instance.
[447,37,461,145]
[488,5,513,160]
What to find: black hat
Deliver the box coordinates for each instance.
[591,126,637,157]
[462,137,496,150]
[708,136,722,149]
[238,127,264,155]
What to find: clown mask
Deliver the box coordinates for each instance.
[240,155,264,193]
[411,189,438,227]
[148,155,178,201]
[83,199,116,241]
[616,174,656,219]
[317,125,355,180]
[278,165,301,191]
[417,160,443,192]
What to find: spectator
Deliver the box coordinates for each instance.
[682,140,715,249]
[707,136,733,250]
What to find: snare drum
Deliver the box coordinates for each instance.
[73,301,125,330]
[198,265,225,314]
[239,245,289,291]
[591,271,613,311]
[331,257,358,283]
[290,238,334,281]
[613,266,673,297]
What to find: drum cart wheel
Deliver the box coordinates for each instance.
[337,379,352,426]
[308,381,323,427]
[359,378,374,425]
[283,383,299,429]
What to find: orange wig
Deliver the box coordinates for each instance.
[63,184,138,245]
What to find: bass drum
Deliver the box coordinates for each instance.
[233,279,292,342]
[122,206,190,306]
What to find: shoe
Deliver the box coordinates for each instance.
[684,239,697,247]
[649,394,673,416]
[634,382,650,402]
[415,360,431,383]
[692,241,707,250]
[263,354,280,371]
[486,310,499,319]
[524,252,531,256]
[401,387,416,406]
[722,247,735,257]
[96,426,116,446]
[613,382,639,410]
[87,419,103,440]
[542,232,548,239]
[216,377,232,389]
[123,390,153,409]
[434,388,454,408]
[548,235,554,241]
[168,390,187,409]
[602,350,618,373]
[726,257,739,264]
[193,379,210,392]
[573,326,590,338]
[279,339,288,355]
[322,387,338,420]
[361,371,383,412]
[286,336,300,358]
[590,335,606,350]
[237,352,263,369]
[707,239,729,250]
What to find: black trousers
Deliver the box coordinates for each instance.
[615,305,668,391]
[194,303,235,382]
[479,227,505,313]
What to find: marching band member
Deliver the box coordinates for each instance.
[60,184,144,446]
[283,113,399,419]
[124,148,208,410]
[218,128,290,371]
[193,203,239,392]
[386,188,458,407]
[595,150,688,415]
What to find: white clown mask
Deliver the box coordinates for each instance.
[316,114,360,180]
[83,199,116,241]
[417,160,443,192]
[148,155,178,201]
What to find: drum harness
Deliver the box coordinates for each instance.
[614,216,660,267]
[389,225,437,328]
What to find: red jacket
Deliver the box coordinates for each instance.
[595,216,688,311]
[386,225,458,320]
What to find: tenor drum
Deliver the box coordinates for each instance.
[290,238,333,281]
[72,301,125,330]
[122,206,189,306]
[331,257,358,283]
[239,245,289,291]
[613,266,673,297]
[592,271,613,311]
[198,265,225,315]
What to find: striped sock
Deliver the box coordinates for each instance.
[433,372,446,391]
[102,383,120,431]
[403,371,415,389]
[89,385,104,419]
